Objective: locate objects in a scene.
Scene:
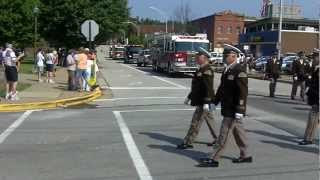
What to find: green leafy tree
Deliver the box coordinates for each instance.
[39,0,129,48]
[0,0,39,47]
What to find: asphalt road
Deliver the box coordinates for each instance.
[0,48,318,180]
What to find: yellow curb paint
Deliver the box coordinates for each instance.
[0,88,103,112]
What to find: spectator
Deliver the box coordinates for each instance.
[45,50,57,83]
[53,50,59,77]
[86,50,99,91]
[75,48,88,92]
[0,47,4,66]
[66,49,77,91]
[36,49,45,82]
[2,43,24,100]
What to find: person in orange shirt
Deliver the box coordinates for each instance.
[75,48,89,91]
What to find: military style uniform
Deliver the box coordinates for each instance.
[178,64,217,149]
[299,58,319,145]
[265,57,281,97]
[291,58,309,100]
[207,62,250,161]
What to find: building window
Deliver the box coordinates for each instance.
[227,26,232,34]
[217,26,223,34]
[236,26,241,34]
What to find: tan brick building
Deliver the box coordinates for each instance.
[191,10,245,52]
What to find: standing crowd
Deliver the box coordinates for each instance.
[1,43,99,101]
[35,47,99,92]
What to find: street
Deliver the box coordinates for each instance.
[0,49,318,180]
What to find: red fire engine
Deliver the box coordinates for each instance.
[150,34,210,75]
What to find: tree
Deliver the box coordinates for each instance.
[0,0,39,47]
[173,1,193,33]
[39,0,129,48]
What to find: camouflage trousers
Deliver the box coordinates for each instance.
[304,105,319,142]
[183,106,217,145]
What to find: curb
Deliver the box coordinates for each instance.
[0,88,102,113]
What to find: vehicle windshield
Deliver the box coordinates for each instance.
[115,48,125,51]
[175,42,209,52]
[128,47,143,53]
[283,56,297,62]
[144,50,151,55]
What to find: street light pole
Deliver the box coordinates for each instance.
[150,6,168,52]
[33,6,39,63]
[149,6,168,33]
[278,0,283,60]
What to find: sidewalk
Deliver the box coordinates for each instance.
[0,66,110,111]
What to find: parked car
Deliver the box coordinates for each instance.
[124,45,143,64]
[137,49,152,67]
[254,56,270,72]
[281,56,298,74]
[210,52,223,65]
[111,46,125,59]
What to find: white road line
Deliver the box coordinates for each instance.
[120,63,187,89]
[120,64,147,74]
[151,76,187,89]
[0,110,33,144]
[113,111,153,180]
[102,86,188,90]
[95,97,186,102]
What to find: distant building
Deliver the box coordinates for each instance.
[191,10,245,52]
[240,17,319,57]
[261,1,303,19]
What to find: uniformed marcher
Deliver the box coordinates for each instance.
[198,44,252,167]
[265,53,281,97]
[177,48,218,149]
[298,49,319,145]
[291,51,309,100]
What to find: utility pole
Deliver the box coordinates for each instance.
[278,0,283,60]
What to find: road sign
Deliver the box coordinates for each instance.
[81,20,99,42]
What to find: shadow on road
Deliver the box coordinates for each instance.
[260,140,319,155]
[249,129,319,154]
[248,130,299,143]
[140,132,209,162]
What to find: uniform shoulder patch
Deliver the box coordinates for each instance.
[238,72,247,78]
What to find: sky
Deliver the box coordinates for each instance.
[128,0,320,21]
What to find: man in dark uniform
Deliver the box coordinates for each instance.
[265,53,281,97]
[291,51,309,100]
[299,49,319,145]
[198,44,251,168]
[177,48,218,149]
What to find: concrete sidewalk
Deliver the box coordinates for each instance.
[0,66,110,106]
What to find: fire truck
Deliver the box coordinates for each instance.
[150,33,210,75]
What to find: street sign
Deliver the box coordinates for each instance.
[81,20,99,42]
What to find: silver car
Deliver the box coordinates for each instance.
[137,49,151,67]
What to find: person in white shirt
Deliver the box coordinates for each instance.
[46,50,57,83]
[36,49,45,82]
[66,49,77,90]
[2,43,24,100]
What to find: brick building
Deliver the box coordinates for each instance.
[191,10,245,52]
